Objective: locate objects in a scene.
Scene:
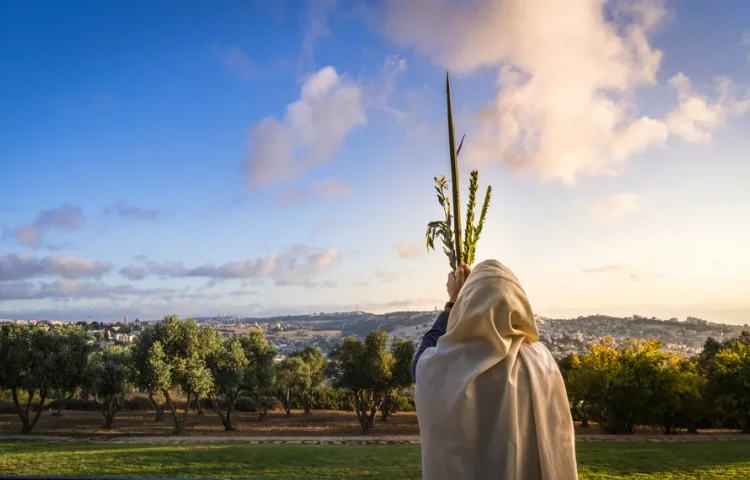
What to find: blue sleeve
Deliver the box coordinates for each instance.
[411,310,450,383]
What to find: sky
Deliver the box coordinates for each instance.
[1,0,750,324]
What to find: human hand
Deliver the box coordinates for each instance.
[446,264,472,303]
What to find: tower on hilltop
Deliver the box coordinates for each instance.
[123,315,129,327]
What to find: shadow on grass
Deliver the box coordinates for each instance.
[576,442,750,479]
[0,442,423,480]
[1,441,750,479]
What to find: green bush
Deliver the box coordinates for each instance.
[0,400,49,414]
[267,397,283,412]
[311,388,355,411]
[394,395,415,412]
[235,396,257,412]
[47,398,99,412]
[125,396,153,411]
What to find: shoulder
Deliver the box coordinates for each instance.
[520,341,560,372]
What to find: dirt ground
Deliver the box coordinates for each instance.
[0,410,741,437]
[0,409,420,437]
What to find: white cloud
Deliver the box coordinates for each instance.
[397,241,425,259]
[119,245,340,287]
[244,66,366,186]
[4,204,83,248]
[275,187,306,208]
[119,265,148,281]
[211,45,258,79]
[381,0,749,184]
[312,178,351,197]
[300,0,338,64]
[0,279,172,301]
[667,73,750,143]
[0,253,112,281]
[373,55,408,109]
[274,178,350,208]
[105,200,162,222]
[589,193,640,222]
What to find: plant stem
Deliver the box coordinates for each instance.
[446,72,462,269]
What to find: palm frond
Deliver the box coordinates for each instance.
[425,74,492,270]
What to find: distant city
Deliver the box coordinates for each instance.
[2,311,746,359]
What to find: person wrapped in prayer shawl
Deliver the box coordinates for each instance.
[412,259,577,480]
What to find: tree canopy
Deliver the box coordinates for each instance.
[85,345,133,429]
[0,325,58,433]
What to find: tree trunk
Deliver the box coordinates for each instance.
[302,391,313,415]
[94,396,120,429]
[210,393,237,431]
[163,390,187,435]
[282,389,292,418]
[13,388,45,434]
[53,391,65,417]
[103,413,114,429]
[354,391,370,434]
[11,388,31,434]
[148,393,166,421]
[195,394,204,415]
[743,412,750,434]
[380,395,391,422]
[367,391,384,428]
[103,398,115,430]
[29,392,45,432]
[223,406,234,431]
[255,394,267,422]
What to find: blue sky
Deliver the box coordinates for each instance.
[1,0,750,324]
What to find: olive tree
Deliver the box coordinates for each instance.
[381,338,415,421]
[290,345,327,415]
[275,356,311,418]
[0,325,57,433]
[238,329,277,421]
[707,339,750,433]
[205,334,248,431]
[85,346,133,429]
[132,322,168,421]
[133,315,213,435]
[49,325,92,416]
[328,330,393,434]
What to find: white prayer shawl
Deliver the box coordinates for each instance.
[415,260,577,480]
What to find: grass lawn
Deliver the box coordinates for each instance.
[0,441,749,479]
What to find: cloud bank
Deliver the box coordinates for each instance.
[4,204,83,247]
[0,254,112,281]
[105,200,162,222]
[244,66,366,186]
[382,0,750,183]
[589,193,639,222]
[120,245,340,286]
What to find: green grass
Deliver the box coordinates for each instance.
[0,441,748,479]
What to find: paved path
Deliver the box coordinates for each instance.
[1,434,748,445]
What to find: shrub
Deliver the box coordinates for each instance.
[235,396,257,412]
[312,387,355,411]
[126,396,153,411]
[47,398,99,412]
[0,400,17,414]
[394,395,416,412]
[267,397,283,412]
[0,400,50,414]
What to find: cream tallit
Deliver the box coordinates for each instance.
[415,259,577,480]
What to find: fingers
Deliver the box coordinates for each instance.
[458,264,471,281]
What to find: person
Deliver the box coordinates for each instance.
[412,259,577,480]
